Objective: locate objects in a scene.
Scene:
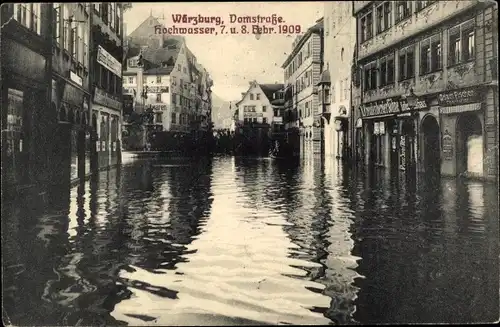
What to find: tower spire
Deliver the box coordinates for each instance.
[150,8,153,17]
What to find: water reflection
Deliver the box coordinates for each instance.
[2,156,498,325]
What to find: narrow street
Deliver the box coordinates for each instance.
[2,156,498,326]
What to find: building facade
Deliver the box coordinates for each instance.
[123,15,213,152]
[51,3,91,183]
[282,19,324,157]
[234,81,283,155]
[90,3,125,171]
[320,2,357,159]
[1,4,53,198]
[352,0,498,182]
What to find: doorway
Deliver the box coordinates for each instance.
[400,119,416,171]
[421,115,441,175]
[456,113,483,177]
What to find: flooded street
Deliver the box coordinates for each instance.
[2,156,498,325]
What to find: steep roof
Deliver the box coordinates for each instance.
[259,84,285,102]
[143,66,175,75]
[128,15,162,39]
[141,47,180,66]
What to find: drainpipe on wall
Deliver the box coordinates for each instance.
[319,26,325,160]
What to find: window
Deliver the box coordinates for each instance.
[109,3,115,30]
[379,53,395,86]
[156,76,162,84]
[156,113,162,124]
[128,59,137,68]
[117,6,122,35]
[156,94,161,102]
[363,61,377,91]
[71,26,77,58]
[448,19,475,66]
[324,88,331,103]
[171,113,177,124]
[263,117,268,124]
[305,101,309,117]
[13,4,41,35]
[256,93,261,100]
[396,1,412,24]
[101,3,109,24]
[93,3,100,14]
[262,105,267,112]
[416,1,436,12]
[361,11,373,43]
[420,34,442,74]
[376,2,392,34]
[178,64,181,71]
[53,4,61,43]
[399,45,415,80]
[250,94,254,100]
[128,77,134,84]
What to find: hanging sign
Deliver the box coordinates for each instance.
[442,130,453,160]
[97,45,122,77]
[438,88,481,106]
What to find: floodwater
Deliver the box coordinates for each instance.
[2,156,498,325]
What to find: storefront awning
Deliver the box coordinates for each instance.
[441,102,481,115]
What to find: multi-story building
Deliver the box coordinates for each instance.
[282,18,324,157]
[234,81,283,155]
[51,3,91,182]
[89,3,125,170]
[123,14,213,151]
[319,2,357,159]
[1,4,53,198]
[352,0,498,182]
[235,81,284,126]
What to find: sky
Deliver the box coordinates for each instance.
[124,2,323,102]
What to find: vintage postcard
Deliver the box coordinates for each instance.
[1,1,499,326]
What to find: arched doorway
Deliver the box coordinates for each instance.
[421,115,441,175]
[59,106,67,122]
[456,113,483,177]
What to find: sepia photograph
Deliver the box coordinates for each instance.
[1,1,499,325]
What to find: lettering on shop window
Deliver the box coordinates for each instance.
[437,88,480,106]
[360,97,428,117]
[442,130,453,160]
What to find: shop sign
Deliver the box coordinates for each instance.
[360,97,428,117]
[64,83,84,107]
[152,104,168,111]
[97,45,122,77]
[94,87,122,111]
[442,130,453,160]
[437,88,481,106]
[146,86,169,93]
[70,71,83,86]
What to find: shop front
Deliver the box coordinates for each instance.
[92,87,122,170]
[1,37,49,194]
[52,77,89,184]
[437,86,486,179]
[359,94,427,175]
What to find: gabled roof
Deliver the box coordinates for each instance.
[142,47,180,67]
[143,67,175,75]
[128,15,162,39]
[259,84,285,102]
[235,82,284,106]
